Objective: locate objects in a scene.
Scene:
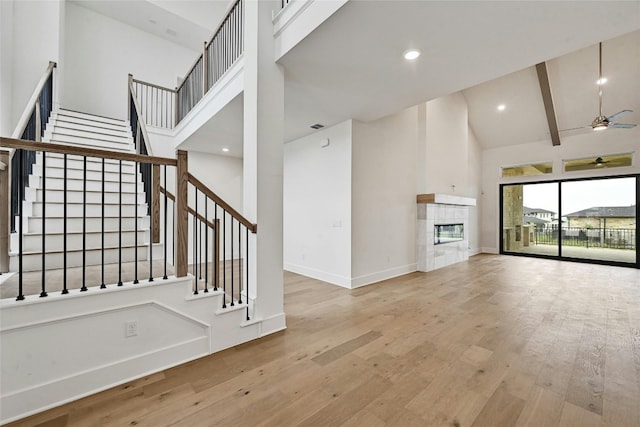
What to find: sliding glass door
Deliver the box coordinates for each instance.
[501,176,637,267]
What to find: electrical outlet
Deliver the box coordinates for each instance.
[126,320,138,337]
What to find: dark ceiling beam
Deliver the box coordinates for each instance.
[536,62,561,146]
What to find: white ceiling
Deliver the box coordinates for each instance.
[279,1,640,144]
[77,0,640,153]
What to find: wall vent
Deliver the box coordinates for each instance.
[310,123,324,129]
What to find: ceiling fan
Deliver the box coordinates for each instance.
[590,156,609,167]
[590,42,636,131]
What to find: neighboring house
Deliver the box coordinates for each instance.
[564,205,636,230]
[523,206,556,222]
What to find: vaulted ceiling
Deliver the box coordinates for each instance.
[73,0,640,154]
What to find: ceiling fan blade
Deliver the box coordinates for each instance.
[559,125,589,132]
[609,123,637,129]
[607,110,633,121]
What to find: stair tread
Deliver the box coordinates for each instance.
[10,243,151,256]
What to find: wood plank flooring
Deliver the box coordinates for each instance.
[6,254,640,426]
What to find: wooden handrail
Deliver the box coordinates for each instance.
[187,172,256,233]
[128,76,154,156]
[161,186,219,231]
[131,77,176,93]
[12,61,56,139]
[0,137,177,166]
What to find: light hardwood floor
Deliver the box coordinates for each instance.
[6,254,640,426]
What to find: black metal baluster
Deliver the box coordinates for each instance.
[237,220,242,304]
[246,227,249,320]
[222,210,226,308]
[62,154,68,294]
[204,196,208,292]
[81,156,87,292]
[100,158,106,289]
[214,203,218,291]
[199,206,202,280]
[16,149,24,301]
[118,160,123,286]
[234,216,235,307]
[40,152,47,297]
[134,161,139,284]
[148,162,154,282]
[194,187,198,294]
[163,165,168,280]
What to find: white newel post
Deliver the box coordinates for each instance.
[243,0,286,330]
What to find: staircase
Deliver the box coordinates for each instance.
[9,108,152,272]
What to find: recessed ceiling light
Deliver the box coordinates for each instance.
[497,104,506,112]
[222,147,230,152]
[403,49,421,61]
[596,77,608,85]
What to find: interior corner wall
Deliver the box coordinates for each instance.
[63,2,198,120]
[467,126,482,254]
[351,106,420,287]
[8,0,64,135]
[283,120,352,287]
[480,129,640,253]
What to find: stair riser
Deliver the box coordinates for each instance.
[54,109,129,126]
[46,120,132,138]
[29,203,148,218]
[38,156,138,174]
[44,153,139,170]
[10,246,150,272]
[26,189,145,205]
[23,217,149,234]
[13,230,149,252]
[47,134,133,152]
[44,128,133,144]
[31,164,139,183]
[29,176,143,192]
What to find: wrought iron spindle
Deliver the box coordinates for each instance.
[81,156,87,292]
[62,154,68,294]
[204,196,208,292]
[194,187,198,293]
[118,160,123,286]
[148,161,153,282]
[134,161,139,285]
[246,227,249,320]
[231,216,234,306]
[40,152,47,297]
[100,158,106,289]
[214,203,218,291]
[222,210,226,308]
[16,149,24,301]
[163,165,168,280]
[237,220,242,304]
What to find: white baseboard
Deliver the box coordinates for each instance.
[481,247,499,254]
[350,263,417,288]
[284,263,351,288]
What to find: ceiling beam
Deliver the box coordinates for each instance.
[536,62,561,146]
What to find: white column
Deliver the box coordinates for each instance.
[243,0,285,331]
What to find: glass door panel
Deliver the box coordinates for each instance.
[502,182,559,257]
[561,177,636,264]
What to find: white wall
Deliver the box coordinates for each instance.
[467,126,482,254]
[480,128,640,253]
[3,0,64,135]
[0,0,14,136]
[284,120,352,286]
[63,2,198,120]
[425,92,470,195]
[351,107,420,286]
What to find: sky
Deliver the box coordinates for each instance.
[522,177,636,217]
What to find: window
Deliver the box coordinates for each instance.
[564,153,633,172]
[501,162,552,177]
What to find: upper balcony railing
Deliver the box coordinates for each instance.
[131,0,244,129]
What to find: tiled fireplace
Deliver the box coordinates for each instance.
[417,194,476,272]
